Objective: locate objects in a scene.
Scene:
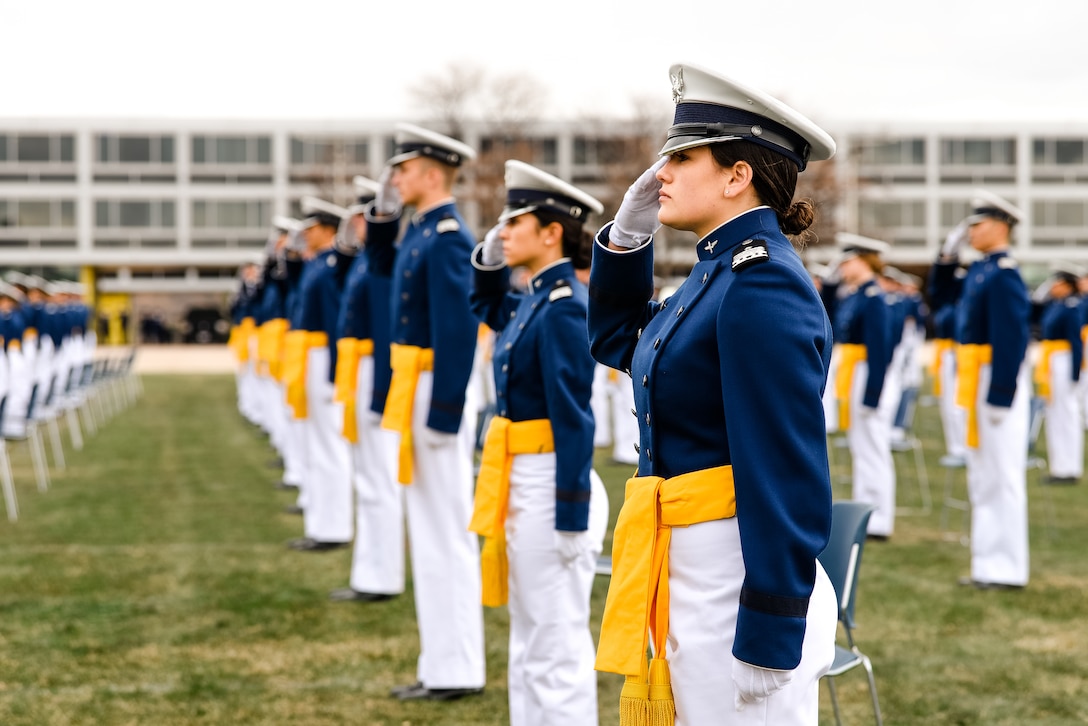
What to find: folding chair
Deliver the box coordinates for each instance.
[4,383,50,493]
[890,386,931,515]
[819,501,883,726]
[0,397,18,522]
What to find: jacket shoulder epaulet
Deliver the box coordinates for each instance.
[997,257,1019,270]
[548,279,574,302]
[436,216,461,234]
[731,238,770,272]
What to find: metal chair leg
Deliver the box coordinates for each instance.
[826,677,844,726]
[66,407,84,451]
[46,417,66,470]
[27,424,50,492]
[0,441,17,522]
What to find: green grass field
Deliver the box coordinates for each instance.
[1,373,1087,724]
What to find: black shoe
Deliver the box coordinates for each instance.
[1044,475,1079,485]
[329,588,397,602]
[287,538,348,552]
[283,504,303,515]
[275,480,299,491]
[390,681,426,698]
[424,686,484,701]
[866,534,889,543]
[266,457,285,469]
[958,576,1024,591]
[394,682,483,701]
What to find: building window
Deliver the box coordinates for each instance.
[191,200,271,228]
[18,136,51,162]
[857,138,924,165]
[95,199,176,228]
[573,136,627,166]
[1033,138,1087,166]
[290,136,369,166]
[96,134,177,164]
[1033,200,1087,227]
[191,135,272,165]
[940,200,973,226]
[940,138,1015,166]
[0,135,6,162]
[859,199,925,229]
[0,199,77,228]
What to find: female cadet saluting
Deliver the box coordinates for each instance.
[589,63,837,726]
[831,234,896,539]
[468,161,609,726]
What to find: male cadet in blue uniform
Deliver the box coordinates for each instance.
[367,124,485,700]
[0,282,28,435]
[255,217,304,493]
[1,272,40,438]
[227,262,263,426]
[283,197,356,551]
[945,190,1031,590]
[1034,263,1084,483]
[328,176,403,602]
[929,225,970,466]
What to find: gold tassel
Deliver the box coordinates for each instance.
[618,676,650,726]
[647,658,675,726]
[479,533,508,607]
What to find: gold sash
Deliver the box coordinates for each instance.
[955,344,993,448]
[833,343,867,431]
[283,330,328,420]
[333,338,375,443]
[256,319,288,378]
[1034,340,1072,403]
[381,344,435,484]
[930,338,955,396]
[468,417,555,607]
[229,318,256,364]
[596,466,736,726]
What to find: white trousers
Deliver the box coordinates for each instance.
[666,517,837,726]
[301,347,353,543]
[965,363,1030,586]
[285,412,308,497]
[348,357,405,594]
[590,364,612,447]
[506,456,608,726]
[1044,352,1082,478]
[938,348,967,459]
[2,346,31,437]
[404,371,485,689]
[848,361,897,536]
[259,375,286,455]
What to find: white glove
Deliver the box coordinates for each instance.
[373,166,402,217]
[609,159,666,249]
[480,223,505,267]
[732,659,793,710]
[362,409,384,427]
[416,425,456,449]
[859,405,880,419]
[941,221,970,258]
[555,530,591,567]
[984,403,1009,427]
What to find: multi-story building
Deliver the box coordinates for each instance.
[3,117,1086,340]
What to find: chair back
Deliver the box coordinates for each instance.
[818,501,875,630]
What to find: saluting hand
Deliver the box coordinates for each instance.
[480,223,506,267]
[373,166,402,217]
[941,221,970,259]
[609,158,666,249]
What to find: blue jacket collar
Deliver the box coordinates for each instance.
[696,207,780,262]
[528,258,573,294]
[411,199,457,227]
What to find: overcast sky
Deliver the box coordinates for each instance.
[3,0,1087,126]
